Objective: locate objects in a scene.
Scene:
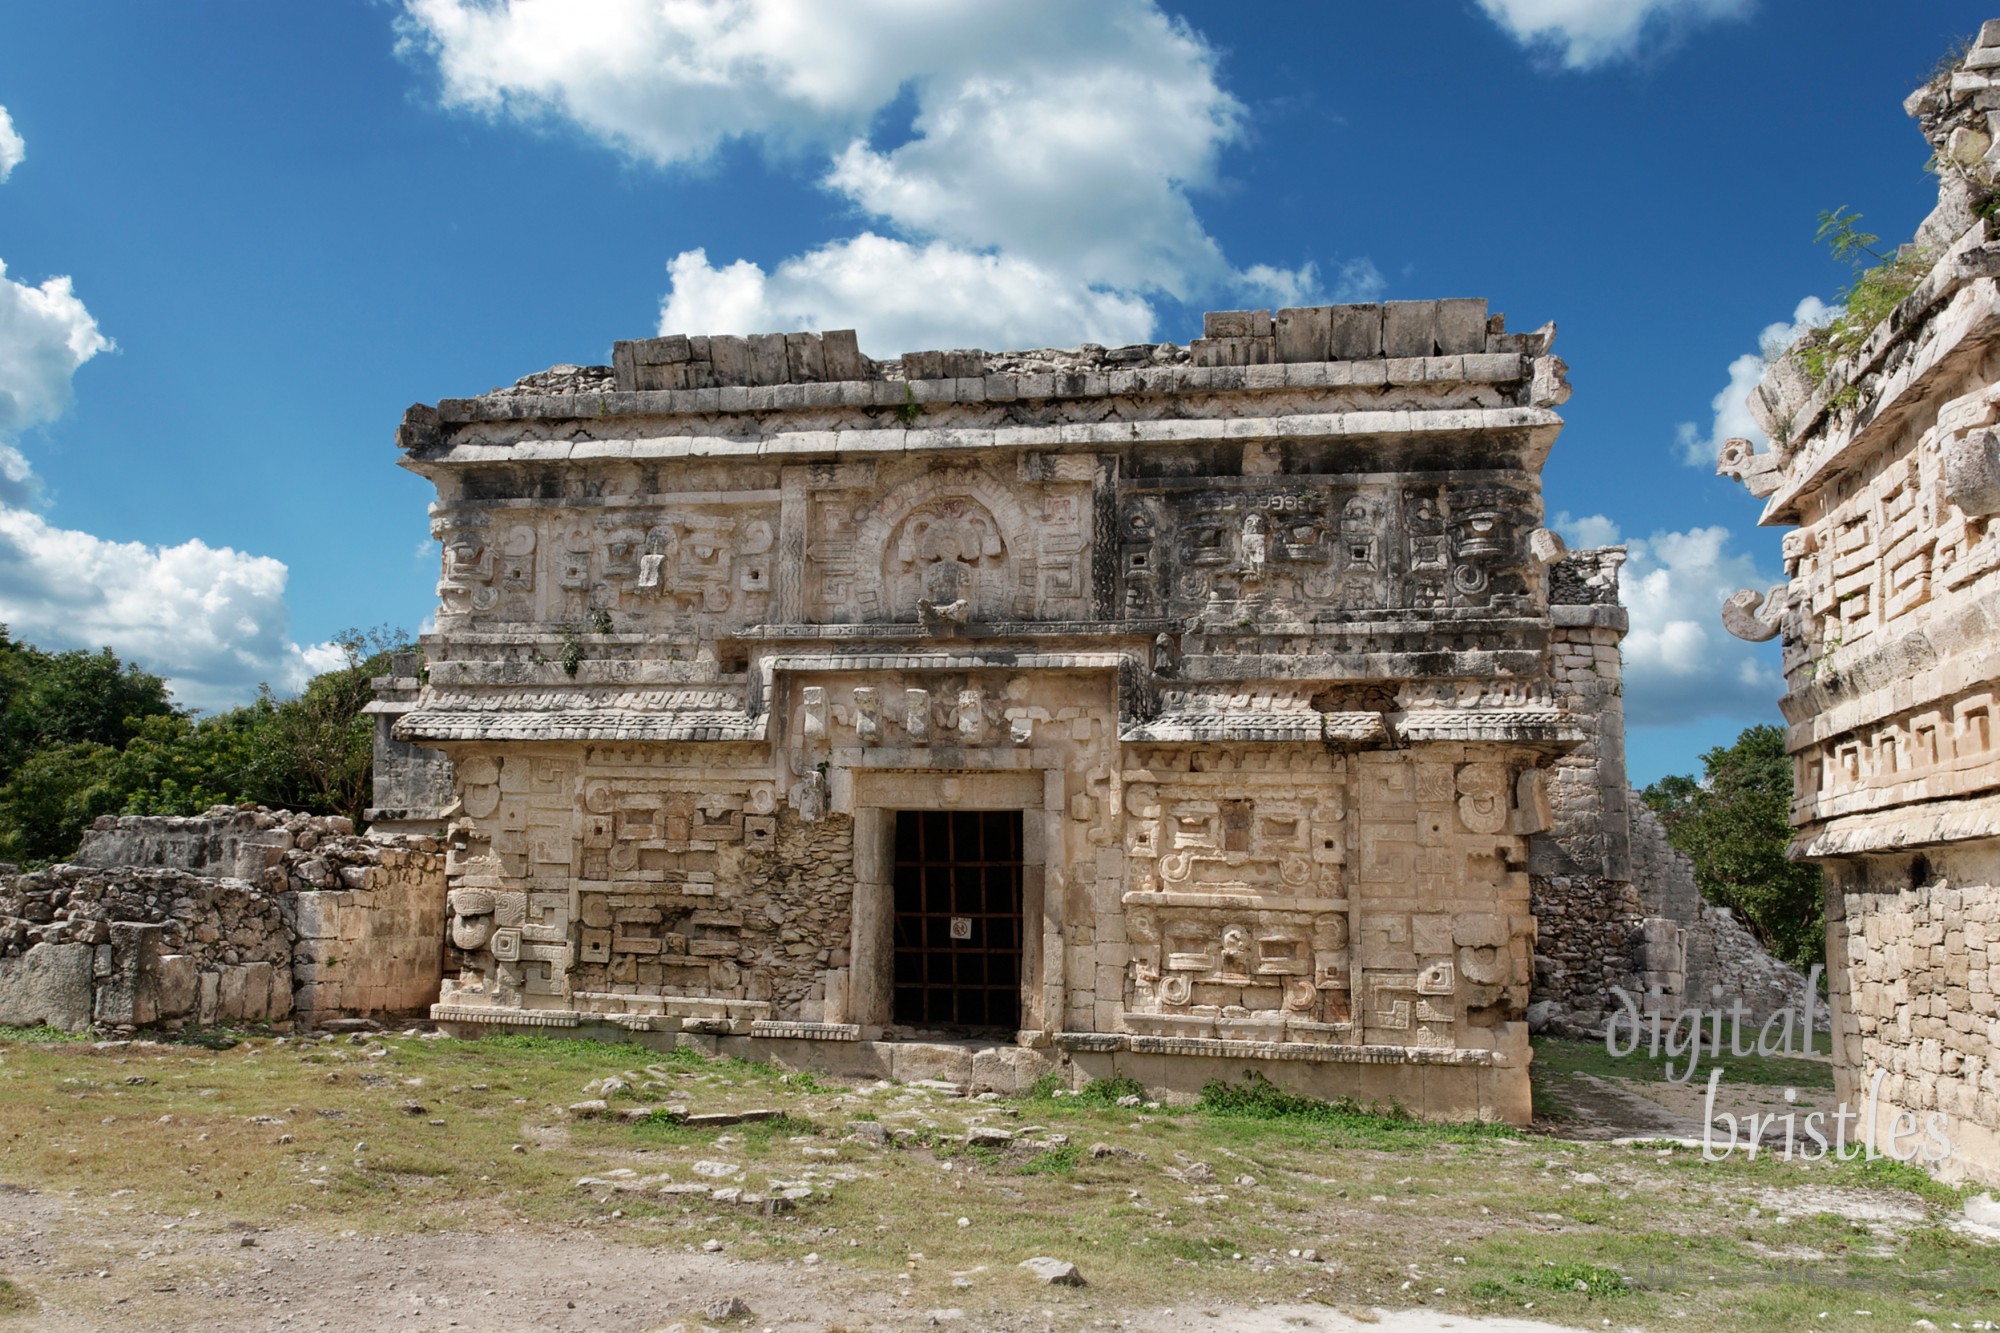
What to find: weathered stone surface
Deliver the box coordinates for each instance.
[398,302,1579,1124]
[0,942,93,1031]
[0,807,446,1033]
[364,650,454,837]
[1715,36,2000,1188]
[1528,548,1816,1036]
[1018,1257,1085,1286]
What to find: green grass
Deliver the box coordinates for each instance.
[1516,1261,1632,1297]
[1852,1154,1972,1206]
[1022,1073,1147,1107]
[1195,1071,1518,1146]
[0,1030,1988,1330]
[1015,1144,1079,1176]
[0,1024,88,1043]
[1535,1030,1835,1091]
[1793,247,1933,387]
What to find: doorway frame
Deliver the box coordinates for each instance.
[845,766,1057,1040]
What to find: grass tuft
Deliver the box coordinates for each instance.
[1015,1144,1080,1176]
[1517,1261,1630,1298]
[0,1025,87,1044]
[0,1276,32,1316]
[1195,1071,1515,1145]
[1069,1076,1147,1107]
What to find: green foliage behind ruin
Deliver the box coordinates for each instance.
[0,626,406,866]
[1641,724,1826,973]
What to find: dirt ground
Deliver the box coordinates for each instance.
[0,1185,1596,1332]
[0,1029,1990,1332]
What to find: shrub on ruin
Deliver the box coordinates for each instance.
[1641,724,1825,973]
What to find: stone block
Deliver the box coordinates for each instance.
[1327,303,1383,358]
[0,942,93,1032]
[1275,306,1332,363]
[785,332,825,383]
[970,1045,1051,1093]
[747,333,788,386]
[1433,299,1489,354]
[822,329,865,381]
[1204,310,1259,339]
[1382,301,1438,357]
[218,964,255,1021]
[708,335,751,385]
[151,954,200,1019]
[891,1042,972,1084]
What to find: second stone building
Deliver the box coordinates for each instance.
[395,302,1580,1121]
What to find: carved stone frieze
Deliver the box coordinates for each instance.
[398,301,1577,1124]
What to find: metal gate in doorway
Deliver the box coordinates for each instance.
[890,810,1023,1034]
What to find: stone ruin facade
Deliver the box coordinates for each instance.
[393,299,1583,1120]
[365,650,456,837]
[1720,26,2000,1185]
[0,808,447,1034]
[1530,548,1823,1037]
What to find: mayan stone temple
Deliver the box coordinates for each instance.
[392,300,1580,1121]
[1719,28,2000,1185]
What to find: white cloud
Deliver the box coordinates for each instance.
[1477,0,1752,69]
[1674,295,1831,466]
[0,260,113,439]
[0,105,22,182]
[401,0,1345,349]
[0,505,336,711]
[0,166,332,708]
[659,237,1155,356]
[0,443,38,509]
[1554,512,1784,726]
[1559,512,1623,548]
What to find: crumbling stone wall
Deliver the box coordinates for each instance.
[363,651,455,838]
[1528,871,1648,1033]
[0,808,446,1033]
[1529,548,1673,1034]
[1529,548,1818,1035]
[0,866,291,1030]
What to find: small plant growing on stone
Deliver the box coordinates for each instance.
[1790,206,1932,386]
[555,623,585,678]
[589,608,613,635]
[895,382,921,425]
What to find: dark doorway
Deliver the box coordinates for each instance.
[892,810,1024,1034]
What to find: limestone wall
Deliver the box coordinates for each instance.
[1717,27,2000,1185]
[400,298,1582,1122]
[291,842,449,1020]
[1825,848,2000,1183]
[1528,549,1673,1033]
[0,808,446,1033]
[363,651,455,837]
[0,865,292,1030]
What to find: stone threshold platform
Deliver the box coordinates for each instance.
[431,1005,1519,1119]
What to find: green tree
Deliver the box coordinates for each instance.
[249,628,405,827]
[1641,724,1826,972]
[0,626,410,864]
[0,627,178,784]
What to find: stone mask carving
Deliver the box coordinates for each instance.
[448,887,496,951]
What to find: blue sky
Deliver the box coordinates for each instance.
[0,0,1987,782]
